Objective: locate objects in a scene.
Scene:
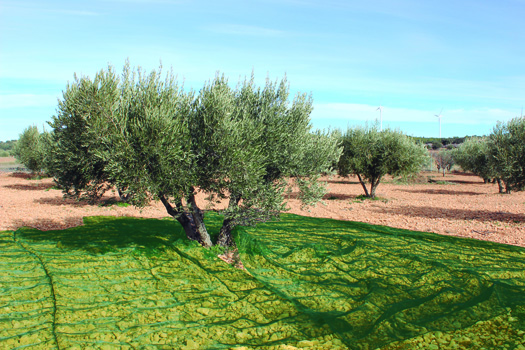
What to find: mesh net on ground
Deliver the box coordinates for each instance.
[1,213,524,349]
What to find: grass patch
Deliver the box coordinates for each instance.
[97,198,132,207]
[1,213,524,348]
[433,180,457,185]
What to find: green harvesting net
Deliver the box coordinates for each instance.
[1,213,524,349]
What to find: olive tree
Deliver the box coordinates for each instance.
[46,70,124,202]
[13,126,50,175]
[50,64,341,247]
[337,126,428,198]
[453,137,497,184]
[433,149,455,177]
[488,117,525,194]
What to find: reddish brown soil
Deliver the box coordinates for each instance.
[1,169,524,248]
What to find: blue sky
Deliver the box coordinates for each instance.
[1,0,524,141]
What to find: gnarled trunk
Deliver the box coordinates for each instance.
[216,195,241,247]
[159,194,199,241]
[188,190,213,248]
[159,193,212,247]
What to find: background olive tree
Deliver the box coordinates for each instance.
[0,140,17,157]
[12,126,50,175]
[337,126,428,198]
[453,137,497,184]
[48,64,341,247]
[46,70,124,202]
[433,149,455,177]
[488,117,525,193]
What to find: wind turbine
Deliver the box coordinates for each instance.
[376,104,383,131]
[434,108,443,138]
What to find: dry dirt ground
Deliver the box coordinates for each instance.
[1,156,524,248]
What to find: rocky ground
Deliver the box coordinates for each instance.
[1,156,524,248]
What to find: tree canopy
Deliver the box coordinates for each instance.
[452,118,525,194]
[47,64,341,247]
[433,149,455,177]
[488,117,525,193]
[337,126,428,198]
[12,126,49,174]
[453,137,495,183]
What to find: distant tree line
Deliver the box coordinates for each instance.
[410,136,473,150]
[0,140,18,157]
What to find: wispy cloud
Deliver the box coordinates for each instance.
[206,24,285,37]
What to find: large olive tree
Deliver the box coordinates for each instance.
[338,126,428,198]
[49,64,341,247]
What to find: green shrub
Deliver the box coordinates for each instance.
[12,126,50,174]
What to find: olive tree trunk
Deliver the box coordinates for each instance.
[356,174,370,197]
[159,194,213,247]
[216,195,241,247]
[369,177,381,198]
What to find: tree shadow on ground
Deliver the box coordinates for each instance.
[323,192,357,200]
[8,172,33,179]
[34,197,95,207]
[325,179,360,185]
[400,189,483,196]
[15,216,189,254]
[34,196,131,208]
[11,217,85,231]
[371,205,525,224]
[285,191,357,200]
[4,183,56,191]
[445,179,486,185]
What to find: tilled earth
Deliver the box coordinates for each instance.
[1,163,524,248]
